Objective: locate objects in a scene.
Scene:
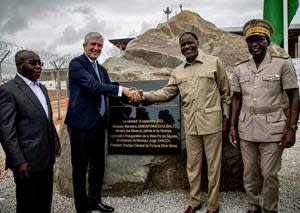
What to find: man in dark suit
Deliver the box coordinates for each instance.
[65,32,140,213]
[0,50,61,213]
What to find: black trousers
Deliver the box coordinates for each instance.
[14,162,53,213]
[68,118,106,212]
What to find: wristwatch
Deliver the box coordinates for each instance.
[289,124,298,133]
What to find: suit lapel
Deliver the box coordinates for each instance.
[81,54,101,81]
[14,75,49,120]
[39,84,52,121]
[96,63,106,83]
[80,54,109,83]
[97,63,110,83]
[90,62,101,81]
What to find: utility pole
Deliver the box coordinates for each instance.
[163,7,172,21]
[0,50,10,84]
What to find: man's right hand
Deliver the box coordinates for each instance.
[229,127,238,148]
[14,162,30,180]
[122,87,143,102]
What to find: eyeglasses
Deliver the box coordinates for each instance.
[22,59,44,67]
[246,36,266,44]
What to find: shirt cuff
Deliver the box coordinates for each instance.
[118,86,123,97]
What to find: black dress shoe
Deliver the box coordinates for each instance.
[207,207,219,213]
[184,205,201,213]
[91,202,114,212]
[246,206,262,213]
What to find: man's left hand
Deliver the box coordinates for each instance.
[279,128,296,149]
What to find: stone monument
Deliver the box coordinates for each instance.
[55,10,285,197]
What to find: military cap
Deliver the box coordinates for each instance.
[243,19,273,39]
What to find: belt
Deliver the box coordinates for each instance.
[243,103,281,115]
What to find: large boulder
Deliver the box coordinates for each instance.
[55,10,284,196]
[105,11,284,82]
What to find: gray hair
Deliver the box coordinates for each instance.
[83,32,104,45]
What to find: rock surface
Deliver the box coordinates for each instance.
[55,10,284,197]
[0,147,6,176]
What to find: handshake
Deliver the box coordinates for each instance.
[122,87,145,102]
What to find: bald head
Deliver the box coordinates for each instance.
[15,50,42,81]
[15,50,38,66]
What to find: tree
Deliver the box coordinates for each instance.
[0,41,22,84]
[49,54,72,119]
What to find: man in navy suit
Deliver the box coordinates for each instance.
[0,50,60,213]
[65,32,140,213]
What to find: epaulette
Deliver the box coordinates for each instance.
[235,59,249,66]
[271,54,289,59]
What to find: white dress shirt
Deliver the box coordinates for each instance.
[17,73,49,119]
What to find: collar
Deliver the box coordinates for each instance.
[84,53,97,64]
[17,73,39,86]
[262,52,271,62]
[248,52,271,73]
[184,51,203,68]
[249,52,271,66]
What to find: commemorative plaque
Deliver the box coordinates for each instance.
[108,80,181,154]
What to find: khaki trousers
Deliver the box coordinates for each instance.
[240,139,283,213]
[186,132,222,211]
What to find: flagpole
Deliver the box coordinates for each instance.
[283,0,288,52]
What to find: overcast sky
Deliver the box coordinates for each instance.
[1,0,300,59]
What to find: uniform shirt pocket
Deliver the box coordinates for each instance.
[239,76,250,84]
[239,110,246,122]
[238,110,247,132]
[266,110,287,135]
[177,77,193,101]
[203,106,222,129]
[197,72,216,91]
[239,76,251,95]
[266,110,287,123]
[262,74,281,94]
[204,106,222,113]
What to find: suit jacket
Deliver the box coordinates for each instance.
[65,54,119,129]
[0,75,60,173]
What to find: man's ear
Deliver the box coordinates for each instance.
[266,37,271,46]
[16,64,22,73]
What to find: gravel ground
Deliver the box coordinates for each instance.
[1,132,300,213]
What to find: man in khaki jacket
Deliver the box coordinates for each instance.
[141,32,230,213]
[229,19,299,213]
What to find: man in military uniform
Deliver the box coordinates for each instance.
[141,32,231,213]
[229,19,299,213]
